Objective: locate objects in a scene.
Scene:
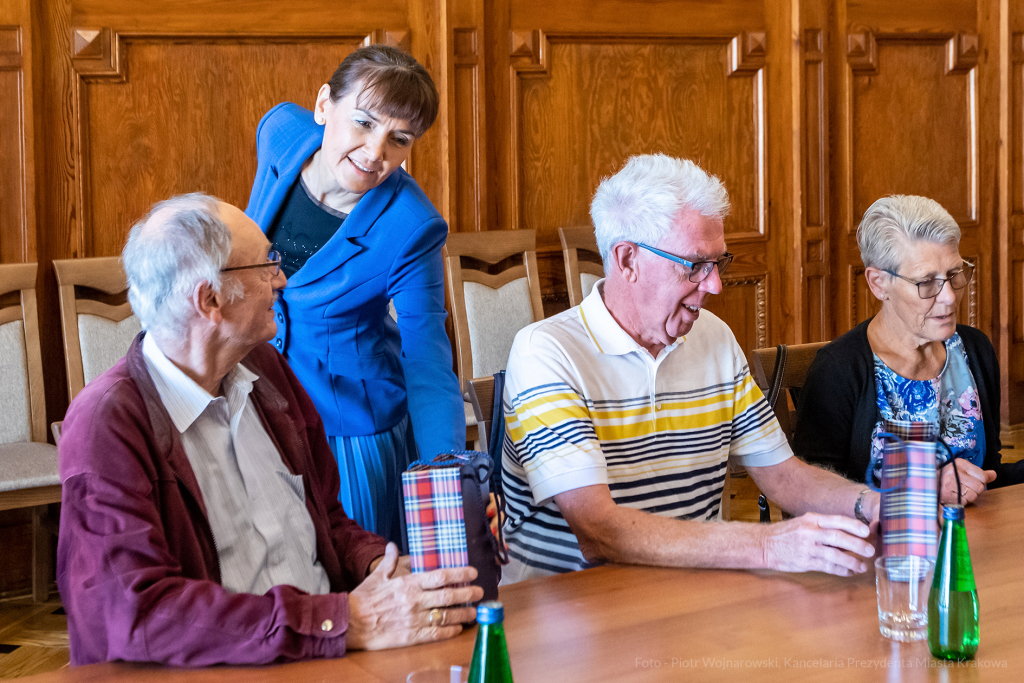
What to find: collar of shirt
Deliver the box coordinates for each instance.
[141,333,259,434]
[577,280,681,361]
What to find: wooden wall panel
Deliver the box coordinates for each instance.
[515,38,764,243]
[703,277,767,354]
[802,27,828,342]
[0,13,34,264]
[73,35,367,257]
[850,39,977,226]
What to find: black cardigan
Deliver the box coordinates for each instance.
[793,319,1024,487]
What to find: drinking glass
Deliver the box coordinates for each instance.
[875,556,934,642]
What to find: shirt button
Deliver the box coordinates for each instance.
[656,403,662,409]
[276,338,283,350]
[276,312,284,322]
[321,619,334,632]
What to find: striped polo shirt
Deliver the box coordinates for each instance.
[500,281,791,583]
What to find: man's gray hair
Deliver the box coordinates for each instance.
[857,195,961,272]
[122,193,241,335]
[590,154,731,268]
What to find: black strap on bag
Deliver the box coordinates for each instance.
[758,344,788,524]
[766,343,788,409]
[487,371,510,566]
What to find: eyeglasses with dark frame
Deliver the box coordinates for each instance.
[221,250,282,277]
[883,259,975,299]
[634,242,734,283]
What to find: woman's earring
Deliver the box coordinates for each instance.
[315,116,325,125]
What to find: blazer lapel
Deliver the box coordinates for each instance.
[253,132,323,233]
[286,169,403,287]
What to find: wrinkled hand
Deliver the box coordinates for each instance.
[348,543,483,651]
[367,552,411,578]
[762,514,875,577]
[939,460,996,505]
[487,493,506,544]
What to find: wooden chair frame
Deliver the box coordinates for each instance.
[443,230,544,393]
[750,342,829,440]
[53,257,133,402]
[467,375,497,455]
[0,262,61,601]
[558,226,604,307]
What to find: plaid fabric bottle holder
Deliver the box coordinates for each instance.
[403,450,509,602]
[866,419,944,558]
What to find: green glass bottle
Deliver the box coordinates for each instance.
[468,601,514,683]
[928,505,979,660]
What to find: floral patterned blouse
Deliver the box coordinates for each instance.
[870,333,986,481]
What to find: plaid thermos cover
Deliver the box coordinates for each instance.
[402,465,470,572]
[871,419,939,558]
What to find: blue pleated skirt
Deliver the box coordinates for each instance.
[328,414,416,552]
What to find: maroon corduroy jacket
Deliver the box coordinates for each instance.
[57,333,388,666]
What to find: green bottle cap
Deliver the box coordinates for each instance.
[477,601,504,625]
[942,505,965,520]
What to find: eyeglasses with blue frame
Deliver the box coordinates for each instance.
[634,243,734,283]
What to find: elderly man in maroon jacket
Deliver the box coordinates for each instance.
[56,193,481,667]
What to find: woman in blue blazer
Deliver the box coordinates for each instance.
[245,46,463,547]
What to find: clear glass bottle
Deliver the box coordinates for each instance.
[468,601,514,683]
[928,505,979,660]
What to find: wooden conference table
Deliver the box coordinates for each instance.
[22,486,1024,683]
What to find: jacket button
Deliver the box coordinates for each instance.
[276,338,283,350]
[276,312,283,322]
[321,619,334,632]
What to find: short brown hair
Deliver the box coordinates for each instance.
[327,45,439,137]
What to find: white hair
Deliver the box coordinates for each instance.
[590,154,731,269]
[857,195,961,272]
[122,193,242,336]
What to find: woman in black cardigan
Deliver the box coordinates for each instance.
[794,195,1024,504]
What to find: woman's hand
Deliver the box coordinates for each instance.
[939,460,996,505]
[348,543,483,650]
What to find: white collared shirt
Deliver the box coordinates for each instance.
[142,334,330,596]
[500,281,791,582]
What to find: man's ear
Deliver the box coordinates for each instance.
[610,242,640,283]
[192,280,224,325]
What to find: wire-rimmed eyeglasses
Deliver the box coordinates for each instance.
[883,260,975,299]
[635,243,734,283]
[221,250,282,277]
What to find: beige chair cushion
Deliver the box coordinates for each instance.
[0,442,59,492]
[0,320,32,445]
[464,279,534,379]
[79,314,142,385]
[580,273,601,302]
[465,399,477,427]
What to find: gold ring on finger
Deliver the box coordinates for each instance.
[428,608,445,626]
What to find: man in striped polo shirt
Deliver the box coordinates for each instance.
[501,154,880,583]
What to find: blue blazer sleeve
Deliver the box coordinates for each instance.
[388,213,465,458]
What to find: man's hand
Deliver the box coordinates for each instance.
[939,460,996,505]
[762,513,875,577]
[367,552,411,578]
[348,543,483,651]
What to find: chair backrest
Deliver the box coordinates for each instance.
[444,230,544,393]
[750,342,829,440]
[558,226,604,307]
[0,263,47,444]
[53,257,141,402]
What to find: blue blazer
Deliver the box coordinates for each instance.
[245,102,463,458]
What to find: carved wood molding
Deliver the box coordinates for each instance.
[804,28,824,61]
[723,275,767,349]
[0,26,22,70]
[454,27,478,66]
[727,31,765,77]
[965,255,978,328]
[72,27,123,81]
[847,32,877,74]
[368,29,411,53]
[509,29,549,75]
[945,34,978,75]
[1012,33,1024,63]
[848,31,980,77]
